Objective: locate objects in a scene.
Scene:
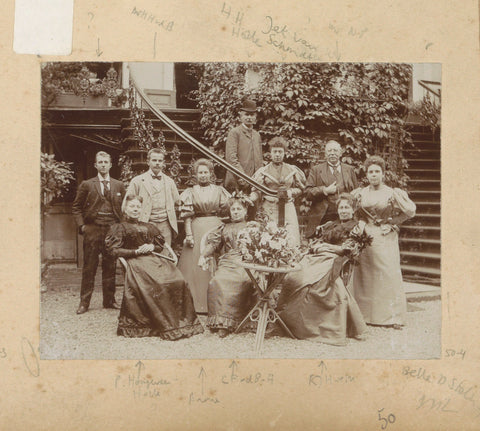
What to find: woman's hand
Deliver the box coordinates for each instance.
[198,255,210,271]
[184,234,194,248]
[380,224,393,235]
[136,243,154,255]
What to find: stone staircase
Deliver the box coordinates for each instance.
[400,124,441,286]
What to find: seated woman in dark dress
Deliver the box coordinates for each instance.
[198,195,255,338]
[276,193,367,346]
[105,194,204,340]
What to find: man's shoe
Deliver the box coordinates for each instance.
[76,305,88,314]
[104,302,120,310]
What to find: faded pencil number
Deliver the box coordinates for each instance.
[377,408,396,429]
[0,347,6,358]
[445,349,466,360]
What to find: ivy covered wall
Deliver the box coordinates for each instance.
[193,63,413,187]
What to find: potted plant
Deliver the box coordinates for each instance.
[41,153,75,212]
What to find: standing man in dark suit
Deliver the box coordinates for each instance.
[224,99,264,193]
[72,151,125,314]
[304,140,358,237]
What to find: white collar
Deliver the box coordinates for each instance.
[98,173,110,182]
[328,163,341,170]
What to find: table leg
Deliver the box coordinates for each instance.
[254,301,269,356]
[269,308,296,339]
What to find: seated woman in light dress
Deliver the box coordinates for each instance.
[276,193,367,346]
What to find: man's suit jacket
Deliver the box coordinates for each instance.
[124,172,180,234]
[72,177,125,230]
[224,125,263,190]
[304,162,358,237]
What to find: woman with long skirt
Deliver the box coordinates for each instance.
[198,195,256,338]
[105,194,204,339]
[178,159,230,313]
[351,155,416,329]
[276,193,368,346]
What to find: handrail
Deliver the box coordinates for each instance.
[418,80,441,100]
[128,65,277,197]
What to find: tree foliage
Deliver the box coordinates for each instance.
[41,153,75,210]
[193,63,413,187]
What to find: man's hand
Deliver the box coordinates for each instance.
[80,225,86,234]
[324,181,337,195]
[136,243,154,254]
[184,235,194,248]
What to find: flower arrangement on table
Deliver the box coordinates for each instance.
[237,220,302,268]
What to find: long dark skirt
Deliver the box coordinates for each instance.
[118,255,204,340]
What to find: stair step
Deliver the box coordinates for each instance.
[400,238,440,254]
[405,149,441,157]
[401,251,440,260]
[405,169,440,179]
[410,190,440,196]
[409,178,441,184]
[401,264,441,276]
[413,202,440,213]
[406,159,440,169]
[401,225,440,239]
[410,214,440,226]
[400,238,441,245]
[402,225,440,231]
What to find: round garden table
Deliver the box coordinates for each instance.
[235,262,301,356]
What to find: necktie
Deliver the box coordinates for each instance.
[102,180,110,196]
[152,174,162,181]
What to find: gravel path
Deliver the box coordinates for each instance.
[40,265,441,360]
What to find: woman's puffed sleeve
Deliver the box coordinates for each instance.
[202,224,225,257]
[292,165,307,190]
[105,224,136,258]
[178,188,195,219]
[392,188,416,219]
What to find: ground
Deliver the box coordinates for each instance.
[40,264,441,360]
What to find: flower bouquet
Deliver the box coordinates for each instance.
[237,220,301,268]
[340,224,373,265]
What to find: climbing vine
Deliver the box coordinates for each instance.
[193,62,413,187]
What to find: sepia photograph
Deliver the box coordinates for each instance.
[40,61,441,360]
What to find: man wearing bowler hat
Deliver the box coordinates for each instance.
[224,99,264,193]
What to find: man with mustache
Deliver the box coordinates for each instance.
[304,140,358,237]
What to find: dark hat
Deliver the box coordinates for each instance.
[239,99,257,112]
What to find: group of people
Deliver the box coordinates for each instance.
[71,98,416,346]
